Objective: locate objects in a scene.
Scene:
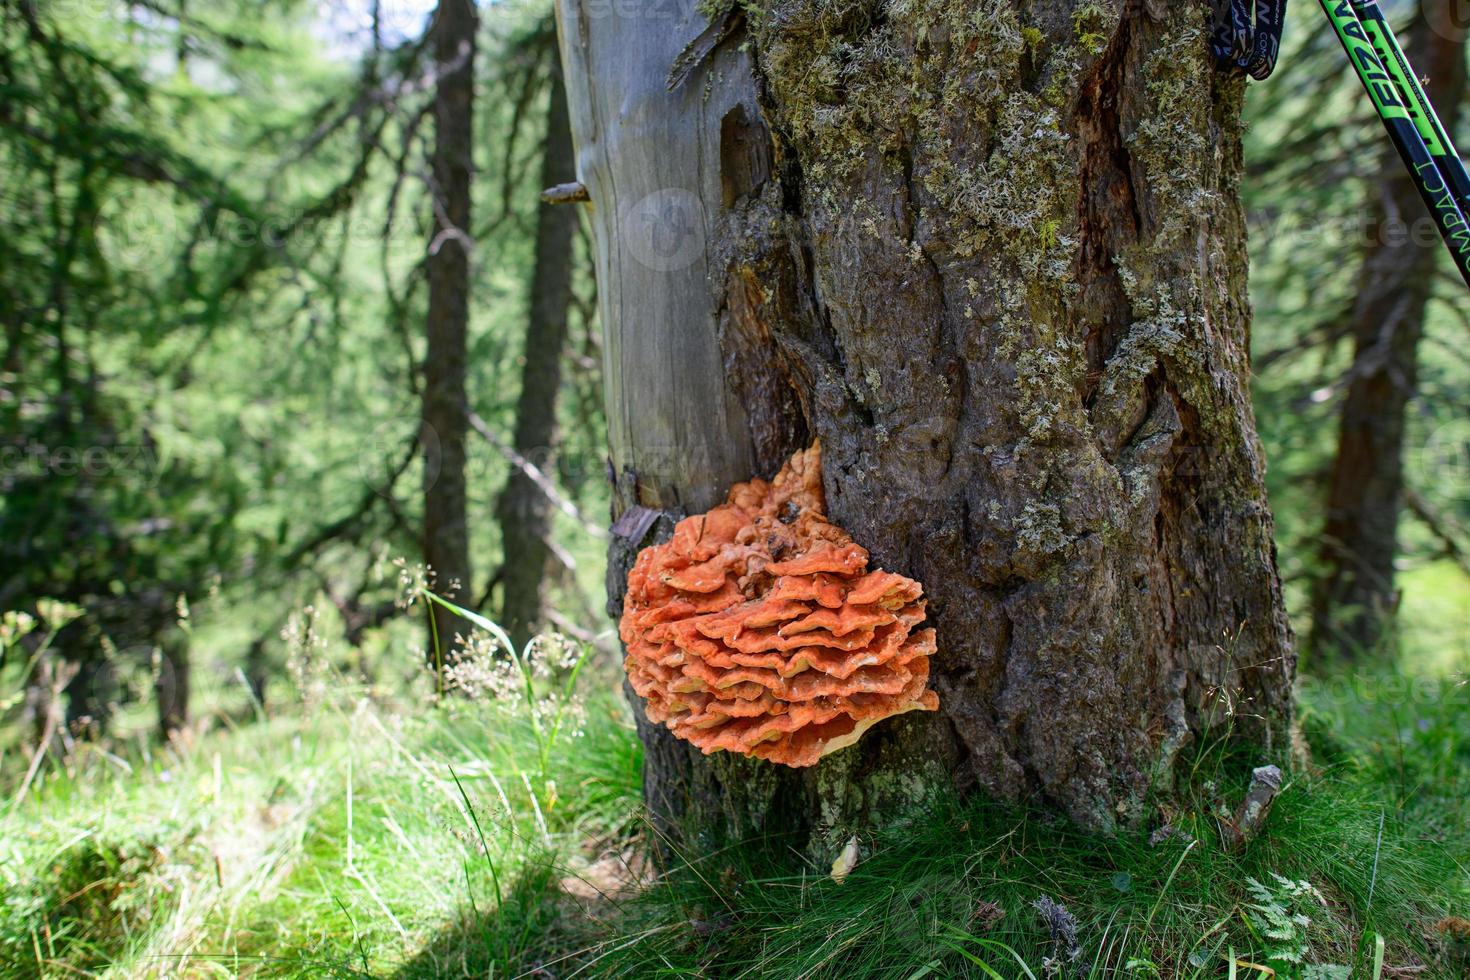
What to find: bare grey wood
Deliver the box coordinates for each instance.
[555,0,759,518]
[555,0,776,832]
[539,180,589,204]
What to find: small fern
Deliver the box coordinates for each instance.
[1243,873,1329,969]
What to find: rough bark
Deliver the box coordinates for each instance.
[495,61,578,651]
[558,0,1295,845]
[1310,0,1466,661]
[421,0,478,652]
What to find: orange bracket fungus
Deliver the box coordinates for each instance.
[619,443,939,768]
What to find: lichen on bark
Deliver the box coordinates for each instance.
[725,0,1293,833]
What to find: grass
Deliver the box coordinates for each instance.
[0,628,1465,977]
[592,742,1465,978]
[0,669,642,978]
[1395,562,1470,678]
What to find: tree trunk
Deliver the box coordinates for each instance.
[157,625,190,739]
[1309,0,1466,661]
[558,0,1295,845]
[64,653,113,737]
[495,60,577,651]
[422,0,478,654]
[245,635,269,709]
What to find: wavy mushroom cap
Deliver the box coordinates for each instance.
[620,442,939,768]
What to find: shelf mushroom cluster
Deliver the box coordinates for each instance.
[620,443,939,767]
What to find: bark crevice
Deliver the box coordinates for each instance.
[1075,9,1143,405]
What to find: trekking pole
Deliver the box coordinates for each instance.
[1347,0,1470,212]
[1318,0,1470,287]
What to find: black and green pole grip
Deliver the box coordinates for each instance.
[1212,0,1289,79]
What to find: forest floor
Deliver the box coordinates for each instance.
[1,645,1466,978]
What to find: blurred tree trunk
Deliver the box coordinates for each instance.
[421,0,478,656]
[64,655,112,737]
[157,625,189,739]
[25,652,67,750]
[495,60,577,651]
[559,0,1295,848]
[245,636,269,709]
[1310,0,1466,661]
